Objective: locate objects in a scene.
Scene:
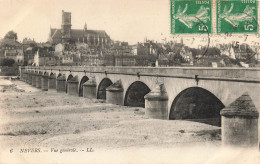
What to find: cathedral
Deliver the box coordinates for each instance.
[49,10,111,48]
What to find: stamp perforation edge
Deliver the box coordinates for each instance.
[170,0,260,37]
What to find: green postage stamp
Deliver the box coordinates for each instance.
[171,0,212,34]
[171,0,258,34]
[217,0,258,34]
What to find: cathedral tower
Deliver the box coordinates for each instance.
[84,22,87,32]
[61,10,72,43]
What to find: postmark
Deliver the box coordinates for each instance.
[217,0,258,34]
[171,0,212,34]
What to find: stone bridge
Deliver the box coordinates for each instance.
[20,66,260,122]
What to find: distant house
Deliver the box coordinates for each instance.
[24,47,36,65]
[98,54,135,66]
[136,41,157,56]
[62,54,73,64]
[22,38,38,65]
[220,49,231,58]
[99,55,114,66]
[137,43,149,56]
[34,46,56,66]
[0,38,24,65]
[80,55,99,66]
[250,43,260,61]
[180,46,194,63]
[110,42,133,56]
[131,45,138,55]
[114,54,136,66]
[233,44,255,60]
[220,43,256,60]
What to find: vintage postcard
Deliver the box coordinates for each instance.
[0,0,260,163]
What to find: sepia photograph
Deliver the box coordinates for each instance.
[0,0,260,163]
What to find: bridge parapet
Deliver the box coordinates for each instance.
[19,66,260,122]
[23,66,260,82]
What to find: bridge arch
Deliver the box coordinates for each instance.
[124,81,151,107]
[43,72,49,76]
[67,74,73,81]
[57,73,62,78]
[97,78,113,100]
[169,87,225,125]
[79,76,89,97]
[50,72,55,77]
[66,74,73,93]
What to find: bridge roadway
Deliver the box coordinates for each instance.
[21,66,260,120]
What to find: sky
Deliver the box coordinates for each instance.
[0,0,170,44]
[0,0,259,47]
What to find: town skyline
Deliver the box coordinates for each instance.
[0,0,171,44]
[1,0,259,48]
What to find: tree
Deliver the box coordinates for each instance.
[4,31,18,41]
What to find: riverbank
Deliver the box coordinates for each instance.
[0,78,259,163]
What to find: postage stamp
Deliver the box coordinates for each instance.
[217,0,258,34]
[170,0,212,34]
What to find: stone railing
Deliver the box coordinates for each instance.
[23,66,260,82]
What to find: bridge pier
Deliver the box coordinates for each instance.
[106,80,124,105]
[41,74,49,91]
[56,75,66,92]
[144,83,168,120]
[23,72,28,83]
[36,74,42,88]
[220,93,259,148]
[20,67,25,81]
[83,77,97,99]
[67,76,79,96]
[48,76,56,90]
[28,72,33,85]
[31,73,36,87]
